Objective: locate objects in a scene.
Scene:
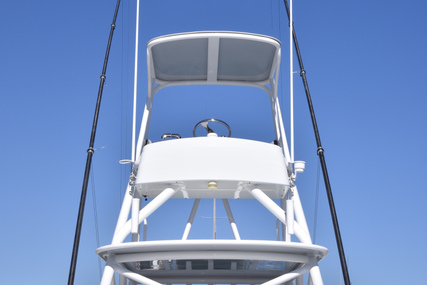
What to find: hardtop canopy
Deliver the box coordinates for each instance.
[146,31,281,98]
[135,31,290,164]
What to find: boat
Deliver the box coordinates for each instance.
[95,31,329,285]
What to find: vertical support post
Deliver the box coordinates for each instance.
[276,219,281,241]
[281,199,290,242]
[182,199,201,240]
[222,199,241,240]
[213,198,216,239]
[286,199,294,235]
[131,197,140,241]
[142,219,147,241]
[135,101,152,162]
[273,97,292,165]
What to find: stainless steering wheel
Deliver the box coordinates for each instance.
[193,118,231,137]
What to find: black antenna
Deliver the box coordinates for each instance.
[67,1,121,284]
[282,1,351,284]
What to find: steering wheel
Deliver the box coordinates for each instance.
[193,118,231,137]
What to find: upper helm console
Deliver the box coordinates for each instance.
[132,31,293,199]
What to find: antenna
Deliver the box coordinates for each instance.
[131,0,140,163]
[290,0,294,163]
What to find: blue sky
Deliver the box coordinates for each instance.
[1,0,427,284]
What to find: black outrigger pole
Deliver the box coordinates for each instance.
[68,1,121,284]
[282,1,351,284]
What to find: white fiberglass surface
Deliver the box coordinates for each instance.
[148,32,280,84]
[147,84,276,143]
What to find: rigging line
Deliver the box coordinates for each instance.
[277,0,284,114]
[90,161,102,280]
[281,1,352,284]
[67,1,121,284]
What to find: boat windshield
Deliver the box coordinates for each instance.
[146,84,276,143]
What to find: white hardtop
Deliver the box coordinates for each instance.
[136,31,290,167]
[146,31,281,98]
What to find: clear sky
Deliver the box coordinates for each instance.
[1,0,426,284]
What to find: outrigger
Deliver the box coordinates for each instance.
[96,31,328,285]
